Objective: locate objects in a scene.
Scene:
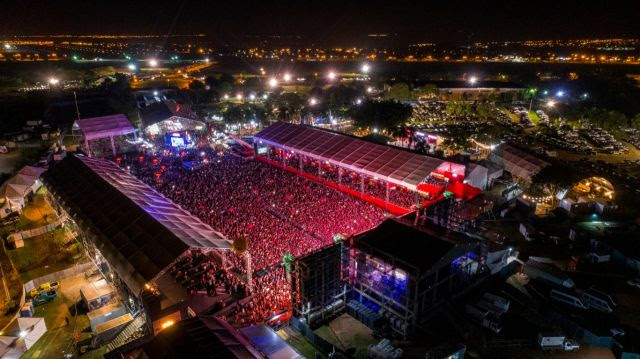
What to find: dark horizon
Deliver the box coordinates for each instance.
[1,0,639,46]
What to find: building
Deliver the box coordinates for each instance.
[139,100,206,136]
[290,217,516,338]
[42,154,233,349]
[489,143,549,184]
[423,81,525,102]
[0,166,46,219]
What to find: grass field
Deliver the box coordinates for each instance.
[22,273,107,359]
[314,313,377,359]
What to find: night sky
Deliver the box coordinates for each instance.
[1,0,639,44]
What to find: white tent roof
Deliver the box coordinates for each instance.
[0,183,29,199]
[17,166,46,177]
[77,156,231,249]
[255,122,460,190]
[73,114,136,141]
[490,144,549,180]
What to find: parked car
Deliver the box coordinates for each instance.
[32,290,57,306]
[29,281,61,297]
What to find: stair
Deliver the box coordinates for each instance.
[105,314,146,352]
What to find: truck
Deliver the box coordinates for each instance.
[465,304,502,334]
[537,333,580,351]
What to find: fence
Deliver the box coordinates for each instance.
[23,262,93,292]
[290,316,339,356]
[8,215,68,242]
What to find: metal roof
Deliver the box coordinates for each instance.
[42,155,231,295]
[72,114,136,141]
[490,144,549,180]
[254,122,451,190]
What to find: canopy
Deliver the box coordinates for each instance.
[255,122,462,190]
[42,155,231,295]
[73,114,136,141]
[490,144,549,180]
[17,166,46,177]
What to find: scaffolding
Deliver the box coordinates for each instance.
[291,244,345,327]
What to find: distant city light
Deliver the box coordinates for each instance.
[327,71,337,80]
[283,73,292,82]
[546,99,556,108]
[361,63,370,73]
[204,58,210,63]
[236,93,243,100]
[249,93,256,100]
[373,128,379,133]
[309,98,318,105]
[268,77,278,88]
[3,43,11,50]
[148,59,158,67]
[367,86,374,93]
[556,90,565,97]
[582,93,589,98]
[542,90,549,95]
[356,98,362,105]
[224,94,229,100]
[48,77,59,85]
[153,90,159,96]
[468,76,477,85]
[263,94,268,99]
[127,63,137,71]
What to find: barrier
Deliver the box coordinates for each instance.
[23,262,94,293]
[256,156,411,216]
[7,215,68,242]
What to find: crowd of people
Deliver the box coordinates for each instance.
[269,151,418,209]
[124,148,389,325]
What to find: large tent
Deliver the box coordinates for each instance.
[72,114,137,157]
[42,155,231,296]
[489,143,549,182]
[254,122,464,191]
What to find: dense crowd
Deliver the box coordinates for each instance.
[125,149,389,325]
[269,151,418,209]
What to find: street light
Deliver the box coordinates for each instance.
[367,86,373,93]
[127,63,137,71]
[268,77,278,88]
[546,100,556,108]
[223,94,229,100]
[283,73,292,82]
[249,93,256,100]
[468,76,477,85]
[327,71,337,81]
[356,98,362,105]
[556,90,565,97]
[309,98,318,106]
[148,59,158,67]
[48,77,59,86]
[361,63,370,74]
[236,93,243,101]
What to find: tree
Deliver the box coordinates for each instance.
[188,80,205,90]
[530,163,581,206]
[350,100,412,133]
[384,82,412,101]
